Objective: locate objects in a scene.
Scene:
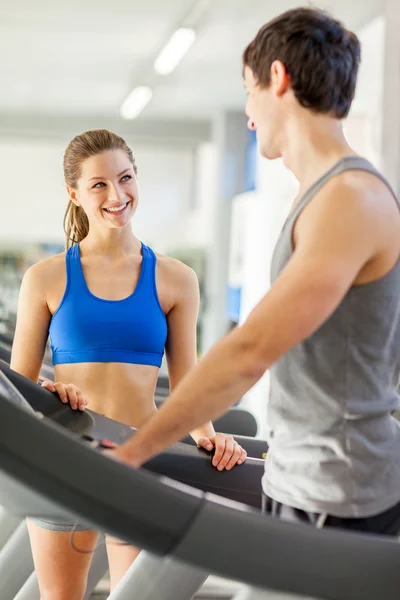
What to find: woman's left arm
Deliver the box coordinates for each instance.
[164,263,246,471]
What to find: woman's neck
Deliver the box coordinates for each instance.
[80,228,141,258]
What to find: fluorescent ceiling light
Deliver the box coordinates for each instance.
[120,86,153,120]
[154,28,196,75]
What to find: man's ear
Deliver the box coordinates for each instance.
[270,60,290,97]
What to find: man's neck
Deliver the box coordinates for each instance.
[280,112,356,194]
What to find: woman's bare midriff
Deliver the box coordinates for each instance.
[54,362,160,429]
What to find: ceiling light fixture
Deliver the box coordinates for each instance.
[120,86,153,120]
[154,28,196,75]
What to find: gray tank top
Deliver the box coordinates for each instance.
[262,156,400,518]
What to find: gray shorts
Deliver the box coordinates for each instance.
[29,516,93,532]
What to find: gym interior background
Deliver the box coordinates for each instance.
[0,0,396,444]
[0,1,398,596]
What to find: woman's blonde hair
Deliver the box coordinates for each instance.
[63,129,137,248]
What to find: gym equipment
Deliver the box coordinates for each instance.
[0,367,399,600]
[2,364,265,508]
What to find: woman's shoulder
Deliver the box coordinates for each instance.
[23,251,67,288]
[154,251,198,289]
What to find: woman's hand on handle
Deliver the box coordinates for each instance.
[196,433,247,471]
[41,380,88,411]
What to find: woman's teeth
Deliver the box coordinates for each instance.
[104,202,128,213]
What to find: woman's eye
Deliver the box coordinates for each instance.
[92,175,131,188]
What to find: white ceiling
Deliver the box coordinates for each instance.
[0,0,383,122]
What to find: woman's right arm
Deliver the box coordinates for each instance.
[10,262,88,411]
[10,264,50,382]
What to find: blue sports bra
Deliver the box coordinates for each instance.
[49,243,167,367]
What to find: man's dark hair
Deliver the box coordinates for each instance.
[243,7,361,118]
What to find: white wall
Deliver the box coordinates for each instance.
[0,138,67,245]
[133,143,194,252]
[153,142,217,251]
[0,137,194,250]
[344,16,385,167]
[179,143,217,248]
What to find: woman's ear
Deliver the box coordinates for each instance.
[66,186,80,207]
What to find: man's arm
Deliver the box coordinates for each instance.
[116,180,378,466]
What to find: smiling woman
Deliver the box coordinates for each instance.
[63,130,139,246]
[9,128,247,599]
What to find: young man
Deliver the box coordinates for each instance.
[114,7,400,534]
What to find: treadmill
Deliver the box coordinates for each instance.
[0,365,266,600]
[0,368,399,600]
